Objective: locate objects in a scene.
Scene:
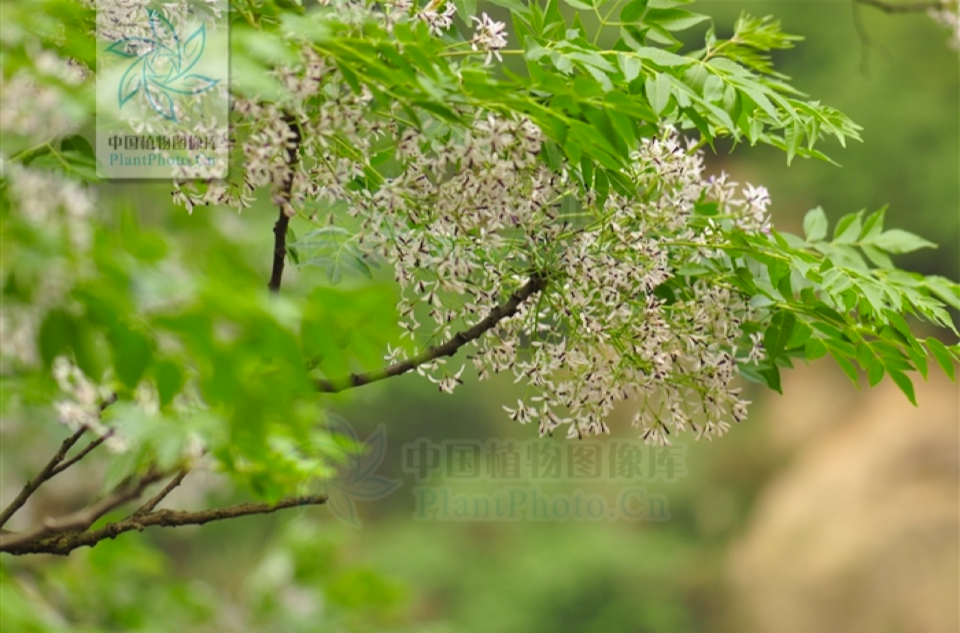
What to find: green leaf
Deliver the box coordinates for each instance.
[763,310,796,360]
[758,364,782,394]
[867,358,884,387]
[101,450,143,495]
[861,245,894,269]
[634,46,691,68]
[643,8,709,32]
[487,0,532,15]
[886,368,917,406]
[867,229,937,254]
[619,0,648,23]
[111,325,152,389]
[881,309,919,349]
[804,337,827,360]
[833,211,862,245]
[922,276,960,311]
[859,206,887,240]
[645,72,671,115]
[152,359,185,407]
[38,310,76,367]
[617,51,642,82]
[453,0,477,19]
[802,207,828,242]
[828,347,859,385]
[925,337,956,380]
[61,134,95,159]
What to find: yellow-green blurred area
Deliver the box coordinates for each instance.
[2,2,958,632]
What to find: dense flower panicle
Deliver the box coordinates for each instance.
[93,0,224,43]
[0,51,85,142]
[170,30,776,445]
[0,159,98,371]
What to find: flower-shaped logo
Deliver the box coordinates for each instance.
[315,416,402,528]
[105,9,220,122]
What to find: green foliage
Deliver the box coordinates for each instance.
[0,0,957,630]
[715,207,959,400]
[1,521,421,632]
[1,0,956,497]
[226,0,860,197]
[1,0,957,559]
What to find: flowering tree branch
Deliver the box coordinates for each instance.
[316,273,548,393]
[268,113,303,293]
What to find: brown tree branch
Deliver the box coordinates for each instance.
[133,469,188,516]
[1,494,327,556]
[316,273,548,393]
[268,113,303,293]
[0,395,119,528]
[0,427,87,528]
[0,469,166,550]
[49,430,114,477]
[855,0,946,12]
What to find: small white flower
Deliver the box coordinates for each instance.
[416,1,456,36]
[471,13,508,64]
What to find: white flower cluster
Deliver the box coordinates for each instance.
[310,0,507,64]
[173,38,772,444]
[470,13,509,64]
[416,0,457,36]
[51,357,128,453]
[93,0,224,44]
[0,51,84,143]
[0,160,98,371]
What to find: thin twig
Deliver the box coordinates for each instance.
[268,113,302,293]
[0,469,165,549]
[0,427,87,528]
[316,274,548,393]
[134,470,189,516]
[49,430,114,476]
[1,494,327,556]
[1,395,118,528]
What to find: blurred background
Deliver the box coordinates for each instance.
[2,2,957,632]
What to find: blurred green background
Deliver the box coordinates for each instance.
[3,2,957,632]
